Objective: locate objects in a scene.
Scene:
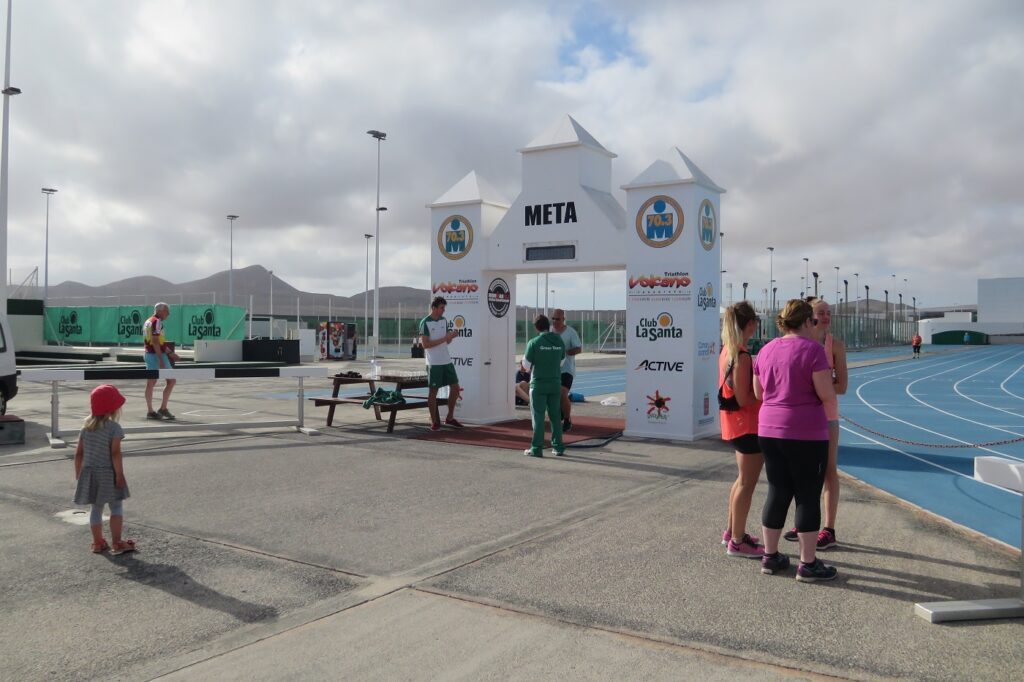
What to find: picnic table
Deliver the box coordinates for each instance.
[310,372,448,433]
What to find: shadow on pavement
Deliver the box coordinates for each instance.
[105,553,279,623]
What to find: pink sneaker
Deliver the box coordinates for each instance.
[722,530,761,546]
[727,534,765,559]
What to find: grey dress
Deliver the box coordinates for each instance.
[73,421,130,505]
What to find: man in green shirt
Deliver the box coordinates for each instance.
[521,314,566,457]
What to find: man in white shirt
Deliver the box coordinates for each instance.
[551,309,582,432]
[417,296,463,431]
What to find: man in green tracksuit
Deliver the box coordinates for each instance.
[521,314,566,457]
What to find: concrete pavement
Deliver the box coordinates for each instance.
[0,354,1020,680]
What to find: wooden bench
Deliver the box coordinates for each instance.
[310,374,448,432]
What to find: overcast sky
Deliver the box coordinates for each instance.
[4,0,1021,310]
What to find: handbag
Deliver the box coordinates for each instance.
[717,351,748,412]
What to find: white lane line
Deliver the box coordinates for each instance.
[839,425,1021,495]
[1001,360,1024,401]
[950,349,1024,420]
[853,350,1024,462]
[903,349,1024,450]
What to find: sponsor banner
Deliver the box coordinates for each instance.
[44,305,246,345]
[634,312,684,343]
[698,199,717,251]
[437,214,474,260]
[486,278,510,318]
[45,307,92,343]
[432,279,480,304]
[696,339,718,360]
[627,272,693,303]
[447,314,474,338]
[696,281,718,312]
[635,195,684,248]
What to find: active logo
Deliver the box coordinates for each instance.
[697,282,718,311]
[636,312,684,342]
[627,272,692,302]
[635,196,684,248]
[452,356,474,367]
[189,308,222,339]
[437,215,473,260]
[646,389,671,423]
[117,309,144,339]
[447,315,473,338]
[487,278,510,318]
[634,359,685,372]
[698,199,716,251]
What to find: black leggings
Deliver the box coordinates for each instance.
[759,436,828,532]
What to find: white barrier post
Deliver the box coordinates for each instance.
[24,366,327,447]
[915,456,1024,623]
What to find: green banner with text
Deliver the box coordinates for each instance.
[44,305,247,345]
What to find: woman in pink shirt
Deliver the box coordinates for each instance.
[753,299,838,582]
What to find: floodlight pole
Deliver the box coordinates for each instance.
[367,129,386,359]
[227,214,238,306]
[766,246,774,313]
[0,0,20,301]
[41,187,57,305]
[363,233,372,345]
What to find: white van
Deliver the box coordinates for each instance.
[0,311,16,414]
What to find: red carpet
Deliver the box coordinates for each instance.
[412,415,625,450]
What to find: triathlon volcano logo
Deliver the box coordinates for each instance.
[437,215,474,260]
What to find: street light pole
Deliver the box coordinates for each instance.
[766,246,774,313]
[742,282,748,301]
[834,266,840,305]
[367,129,387,359]
[268,269,274,339]
[0,0,21,301]
[226,214,238,306]
[363,233,372,344]
[41,187,57,305]
[802,257,809,297]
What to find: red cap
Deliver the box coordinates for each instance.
[90,384,126,416]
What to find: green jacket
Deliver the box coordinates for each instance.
[524,331,566,392]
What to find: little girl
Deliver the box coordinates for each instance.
[74,384,136,554]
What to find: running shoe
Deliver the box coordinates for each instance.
[523,448,543,458]
[157,408,176,421]
[444,418,465,429]
[554,450,566,457]
[429,422,441,432]
[817,528,838,550]
[727,534,765,559]
[146,411,163,420]
[760,551,791,575]
[722,530,761,546]
[796,559,838,583]
[783,527,799,542]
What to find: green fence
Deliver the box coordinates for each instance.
[44,305,248,345]
[750,311,916,351]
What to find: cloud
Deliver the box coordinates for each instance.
[4,0,1020,310]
